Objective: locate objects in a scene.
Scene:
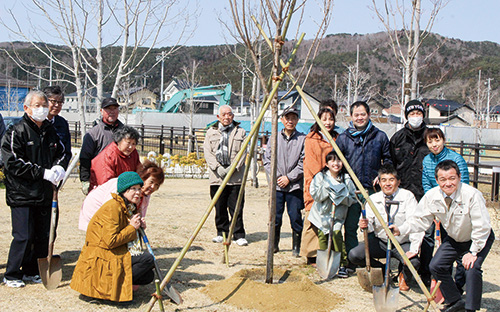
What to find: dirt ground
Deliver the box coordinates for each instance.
[0,175,499,312]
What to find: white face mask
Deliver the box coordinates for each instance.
[408,116,423,128]
[31,106,49,122]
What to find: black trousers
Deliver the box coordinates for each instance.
[348,235,420,282]
[5,205,51,280]
[275,190,304,233]
[131,251,155,285]
[429,230,495,311]
[210,184,245,240]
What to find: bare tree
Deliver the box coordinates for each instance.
[371,0,447,109]
[178,60,202,155]
[1,0,195,137]
[227,0,333,283]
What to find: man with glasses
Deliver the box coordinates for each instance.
[1,90,69,288]
[43,86,72,163]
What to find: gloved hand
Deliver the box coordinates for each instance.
[216,166,229,179]
[51,165,66,183]
[43,169,58,185]
[81,181,90,195]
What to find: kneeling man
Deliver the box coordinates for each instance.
[391,160,494,312]
[348,164,424,291]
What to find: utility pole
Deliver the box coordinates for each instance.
[486,78,493,128]
[477,70,482,125]
[401,67,405,120]
[156,51,167,103]
[49,53,53,85]
[354,45,359,101]
[241,69,245,116]
[411,0,421,100]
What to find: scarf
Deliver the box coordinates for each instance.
[348,120,373,142]
[215,122,234,166]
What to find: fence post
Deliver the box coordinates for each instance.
[190,129,195,155]
[182,126,186,152]
[141,124,145,153]
[492,167,500,201]
[460,141,464,156]
[159,125,165,155]
[75,121,79,145]
[473,143,480,188]
[170,127,174,154]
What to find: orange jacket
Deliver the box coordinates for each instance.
[303,131,334,211]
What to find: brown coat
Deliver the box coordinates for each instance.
[303,131,334,211]
[70,193,137,302]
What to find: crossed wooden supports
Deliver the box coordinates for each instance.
[145,17,440,312]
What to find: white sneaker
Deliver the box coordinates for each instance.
[212,235,224,243]
[22,275,42,284]
[3,278,25,288]
[235,238,248,246]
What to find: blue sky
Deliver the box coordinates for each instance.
[1,0,499,46]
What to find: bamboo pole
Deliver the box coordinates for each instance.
[144,35,305,312]
[254,18,439,312]
[224,130,259,266]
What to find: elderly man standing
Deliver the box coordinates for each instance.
[43,86,72,163]
[1,90,69,288]
[79,97,124,195]
[263,106,306,256]
[391,160,494,312]
[203,105,248,246]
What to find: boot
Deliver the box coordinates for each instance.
[274,227,280,253]
[292,230,301,257]
[398,272,409,291]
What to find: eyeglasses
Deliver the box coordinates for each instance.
[48,99,64,106]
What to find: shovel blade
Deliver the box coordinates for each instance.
[356,267,384,292]
[373,285,399,312]
[431,278,444,304]
[316,249,341,280]
[37,255,62,290]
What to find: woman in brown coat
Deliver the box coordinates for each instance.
[300,107,339,265]
[71,171,154,302]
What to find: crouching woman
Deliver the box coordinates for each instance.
[71,171,154,302]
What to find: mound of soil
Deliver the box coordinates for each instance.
[202,268,343,312]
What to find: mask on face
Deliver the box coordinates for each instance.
[31,106,49,122]
[408,116,423,128]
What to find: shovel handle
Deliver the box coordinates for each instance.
[356,191,372,271]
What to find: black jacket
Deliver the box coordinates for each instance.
[1,113,69,207]
[79,118,124,182]
[389,122,430,201]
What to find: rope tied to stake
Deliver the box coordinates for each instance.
[151,292,163,300]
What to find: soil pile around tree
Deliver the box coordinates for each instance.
[202,267,342,311]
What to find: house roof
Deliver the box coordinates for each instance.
[117,86,155,96]
[427,115,470,126]
[66,89,112,98]
[422,99,464,113]
[486,105,500,114]
[0,73,34,88]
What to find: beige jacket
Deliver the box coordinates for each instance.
[365,188,424,254]
[203,121,246,185]
[399,183,492,256]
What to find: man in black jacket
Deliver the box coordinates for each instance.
[43,86,72,163]
[1,90,69,288]
[389,99,432,284]
[79,97,123,195]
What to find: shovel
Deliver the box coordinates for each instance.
[37,184,62,290]
[430,220,444,304]
[373,200,400,312]
[317,204,341,280]
[355,191,384,292]
[138,228,183,304]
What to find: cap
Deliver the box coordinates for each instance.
[405,100,425,118]
[101,97,119,109]
[281,106,299,118]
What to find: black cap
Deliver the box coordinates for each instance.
[281,106,299,118]
[101,97,119,109]
[405,100,425,118]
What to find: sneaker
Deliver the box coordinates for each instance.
[235,238,248,246]
[337,267,349,278]
[212,235,224,243]
[3,278,25,288]
[22,275,42,284]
